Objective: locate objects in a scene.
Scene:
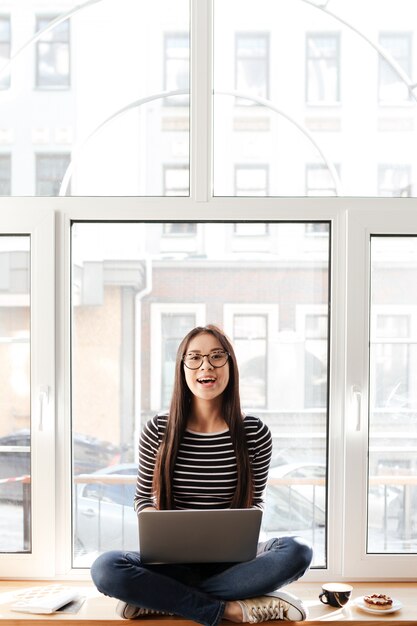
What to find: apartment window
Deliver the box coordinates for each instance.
[0,15,11,89]
[378,164,411,197]
[373,314,410,409]
[303,313,328,409]
[232,314,268,409]
[306,33,340,103]
[379,32,412,103]
[306,164,339,197]
[163,164,189,196]
[235,33,269,105]
[36,153,70,196]
[36,16,70,88]
[161,314,196,407]
[0,154,11,195]
[164,32,189,106]
[235,164,269,197]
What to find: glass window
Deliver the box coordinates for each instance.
[304,313,328,409]
[36,153,71,196]
[161,314,196,407]
[306,33,340,103]
[306,164,339,196]
[378,164,412,196]
[163,165,189,196]
[379,32,412,103]
[213,1,416,196]
[232,314,268,409]
[0,154,11,195]
[369,236,417,554]
[0,236,31,553]
[71,221,330,568]
[234,165,269,196]
[164,33,189,106]
[36,16,70,89]
[235,33,269,105]
[2,0,189,196]
[0,15,11,90]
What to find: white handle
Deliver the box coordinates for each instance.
[351,385,362,432]
[38,385,50,431]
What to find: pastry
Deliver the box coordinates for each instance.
[363,593,393,610]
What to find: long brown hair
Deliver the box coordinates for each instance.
[152,324,253,509]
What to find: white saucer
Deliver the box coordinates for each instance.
[355,596,402,614]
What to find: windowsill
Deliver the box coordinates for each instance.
[0,581,416,623]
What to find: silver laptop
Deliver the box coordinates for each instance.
[138,509,262,564]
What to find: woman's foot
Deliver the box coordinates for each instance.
[224,590,307,623]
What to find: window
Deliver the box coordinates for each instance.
[232,314,268,408]
[301,310,328,409]
[234,165,269,196]
[369,239,417,554]
[0,237,30,553]
[71,223,329,568]
[0,15,11,90]
[379,32,412,103]
[306,33,340,103]
[36,16,70,88]
[306,164,339,197]
[378,165,412,197]
[0,154,11,195]
[163,164,189,196]
[2,0,417,583]
[36,153,71,196]
[164,33,189,106]
[235,33,269,104]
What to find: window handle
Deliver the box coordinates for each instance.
[352,385,362,432]
[38,385,50,431]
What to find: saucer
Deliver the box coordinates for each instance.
[355,596,402,614]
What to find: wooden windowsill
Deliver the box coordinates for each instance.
[0,581,416,625]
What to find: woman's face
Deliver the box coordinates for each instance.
[183,332,230,402]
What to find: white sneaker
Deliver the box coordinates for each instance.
[237,590,307,622]
[116,601,173,619]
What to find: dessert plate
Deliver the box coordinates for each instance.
[355,596,402,614]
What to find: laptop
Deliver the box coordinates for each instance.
[138,508,263,564]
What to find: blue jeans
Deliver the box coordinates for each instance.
[91,536,313,626]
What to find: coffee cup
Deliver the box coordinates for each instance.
[319,583,353,607]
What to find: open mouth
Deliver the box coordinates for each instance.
[197,377,216,385]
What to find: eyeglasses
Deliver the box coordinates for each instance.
[183,350,230,370]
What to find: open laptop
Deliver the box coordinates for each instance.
[138,509,263,564]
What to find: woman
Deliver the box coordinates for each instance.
[91,325,313,625]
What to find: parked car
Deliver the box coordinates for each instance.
[0,430,121,502]
[74,463,138,557]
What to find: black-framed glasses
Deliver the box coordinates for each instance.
[183,350,230,370]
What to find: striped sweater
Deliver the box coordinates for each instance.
[134,414,272,512]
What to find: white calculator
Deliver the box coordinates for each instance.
[11,584,81,614]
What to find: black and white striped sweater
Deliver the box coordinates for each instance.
[134,414,272,512]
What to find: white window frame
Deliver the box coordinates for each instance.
[0,202,55,577]
[345,206,417,579]
[1,0,417,582]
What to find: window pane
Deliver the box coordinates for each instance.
[2,0,189,196]
[36,16,70,88]
[369,236,417,553]
[306,34,340,103]
[379,33,412,103]
[235,33,269,105]
[0,154,11,195]
[0,236,31,553]
[0,15,11,89]
[214,0,417,196]
[71,221,329,568]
